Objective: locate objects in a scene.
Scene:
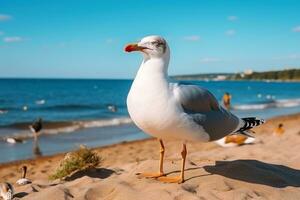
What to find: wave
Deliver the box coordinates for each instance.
[0,117,133,141]
[35,99,46,105]
[0,103,126,112]
[0,110,8,114]
[40,117,133,135]
[40,104,102,111]
[233,98,300,111]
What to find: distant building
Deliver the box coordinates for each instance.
[239,69,253,78]
[244,69,253,75]
[213,75,227,81]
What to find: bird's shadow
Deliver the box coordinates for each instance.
[14,192,29,198]
[65,168,115,181]
[203,159,300,188]
[162,166,212,181]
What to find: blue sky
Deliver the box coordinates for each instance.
[0,0,300,78]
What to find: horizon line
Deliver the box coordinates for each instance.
[1,67,298,80]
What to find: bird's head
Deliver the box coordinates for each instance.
[124,35,169,60]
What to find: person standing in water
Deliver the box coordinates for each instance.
[273,123,285,136]
[29,118,43,157]
[223,92,232,110]
[29,118,43,140]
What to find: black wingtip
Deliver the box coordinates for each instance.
[236,117,265,133]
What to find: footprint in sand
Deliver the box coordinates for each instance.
[181,184,198,194]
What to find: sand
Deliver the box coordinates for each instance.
[1,113,300,200]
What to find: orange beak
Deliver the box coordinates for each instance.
[124,43,147,52]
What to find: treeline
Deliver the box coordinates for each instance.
[173,73,234,80]
[234,68,300,81]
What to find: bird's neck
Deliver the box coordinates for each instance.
[129,57,171,108]
[136,57,169,81]
[22,168,26,178]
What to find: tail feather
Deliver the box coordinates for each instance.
[235,117,265,135]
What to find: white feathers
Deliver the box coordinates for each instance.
[127,36,210,141]
[0,182,14,200]
[5,137,23,144]
[126,35,264,142]
[6,138,17,144]
[16,178,31,185]
[16,166,32,185]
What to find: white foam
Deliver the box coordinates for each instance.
[276,99,300,108]
[79,117,132,128]
[233,104,271,110]
[0,117,134,140]
[233,98,300,111]
[44,117,133,135]
[35,99,46,105]
[0,110,8,114]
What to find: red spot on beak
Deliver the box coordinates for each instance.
[124,44,138,52]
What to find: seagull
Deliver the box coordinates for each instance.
[125,35,265,183]
[5,137,23,144]
[0,182,14,200]
[16,166,32,185]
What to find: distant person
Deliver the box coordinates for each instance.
[273,123,285,136]
[29,118,43,156]
[33,139,42,157]
[107,104,118,113]
[29,118,43,140]
[222,92,232,110]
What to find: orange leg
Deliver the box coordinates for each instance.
[137,139,165,178]
[157,143,187,184]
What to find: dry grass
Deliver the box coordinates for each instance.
[50,145,101,180]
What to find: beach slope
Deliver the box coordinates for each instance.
[1,113,300,200]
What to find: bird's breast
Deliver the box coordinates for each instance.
[127,81,177,135]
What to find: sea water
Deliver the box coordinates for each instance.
[0,79,300,163]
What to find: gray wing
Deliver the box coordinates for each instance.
[173,84,220,112]
[173,83,240,141]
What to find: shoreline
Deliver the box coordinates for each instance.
[0,117,133,141]
[0,137,152,168]
[0,112,299,167]
[174,78,300,83]
[0,112,300,199]
[0,112,300,166]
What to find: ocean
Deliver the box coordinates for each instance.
[1,78,300,163]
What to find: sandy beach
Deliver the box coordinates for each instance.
[2,1,300,199]
[1,113,300,200]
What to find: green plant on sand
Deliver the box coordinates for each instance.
[50,145,101,180]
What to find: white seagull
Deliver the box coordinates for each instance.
[125,35,265,183]
[5,137,23,144]
[16,166,32,185]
